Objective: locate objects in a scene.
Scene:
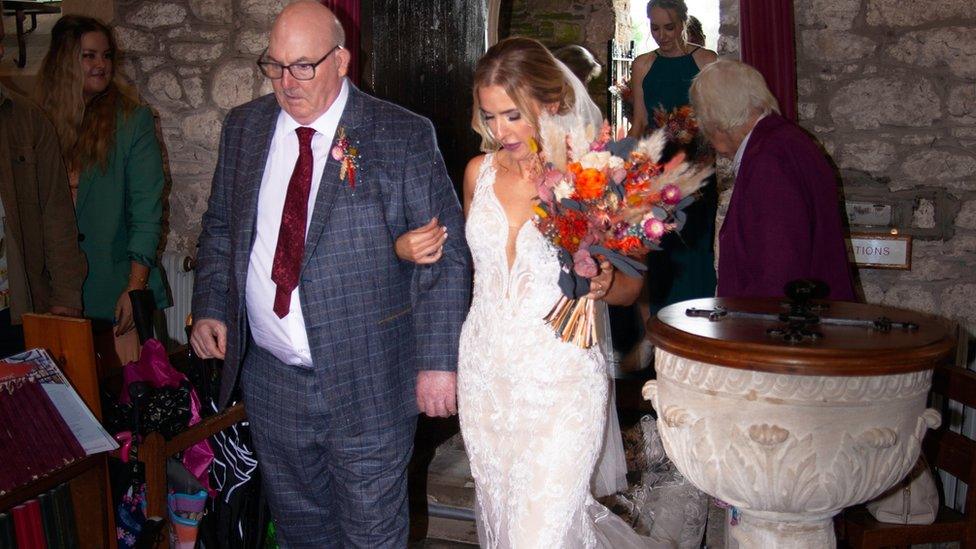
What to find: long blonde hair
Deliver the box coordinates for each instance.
[35,15,138,173]
[471,37,575,152]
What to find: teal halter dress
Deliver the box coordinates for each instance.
[642,48,718,314]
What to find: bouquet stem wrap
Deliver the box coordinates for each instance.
[544,296,598,349]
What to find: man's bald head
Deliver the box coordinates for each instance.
[266,0,350,124]
[272,1,345,51]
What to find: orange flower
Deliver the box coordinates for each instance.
[624,180,648,195]
[554,210,588,254]
[574,168,607,200]
[568,162,583,176]
[607,236,643,254]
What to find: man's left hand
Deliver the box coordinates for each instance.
[417,370,457,418]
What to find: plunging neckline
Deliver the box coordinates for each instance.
[486,179,534,274]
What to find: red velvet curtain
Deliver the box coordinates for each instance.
[739,0,797,121]
[321,0,361,86]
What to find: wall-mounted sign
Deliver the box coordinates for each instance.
[848,232,912,270]
[845,201,893,227]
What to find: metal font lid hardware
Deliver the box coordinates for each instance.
[647,281,955,376]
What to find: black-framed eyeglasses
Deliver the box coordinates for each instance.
[257,45,342,81]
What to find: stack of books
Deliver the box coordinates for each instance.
[0,483,78,548]
[0,349,118,548]
[0,380,87,494]
[0,349,117,497]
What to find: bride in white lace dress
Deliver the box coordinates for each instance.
[457,37,649,548]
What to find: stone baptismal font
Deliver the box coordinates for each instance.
[642,284,956,548]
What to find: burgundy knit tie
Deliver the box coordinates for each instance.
[271,126,316,318]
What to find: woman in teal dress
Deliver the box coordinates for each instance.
[35,16,169,357]
[629,0,718,334]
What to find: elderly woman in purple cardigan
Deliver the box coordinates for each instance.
[689,59,856,300]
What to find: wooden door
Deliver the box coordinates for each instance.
[361,0,487,189]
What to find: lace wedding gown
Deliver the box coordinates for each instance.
[458,155,648,548]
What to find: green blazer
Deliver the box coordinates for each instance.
[75,105,169,321]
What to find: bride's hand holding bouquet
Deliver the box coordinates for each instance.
[532,109,714,348]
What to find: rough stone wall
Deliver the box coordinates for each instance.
[505,0,631,108]
[717,0,738,57]
[716,0,976,336]
[508,0,631,52]
[114,0,282,253]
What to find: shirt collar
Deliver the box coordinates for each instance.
[278,78,349,137]
[732,113,766,176]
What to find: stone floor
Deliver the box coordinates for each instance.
[410,389,732,547]
[410,404,957,549]
[414,435,963,549]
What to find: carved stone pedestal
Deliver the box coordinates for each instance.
[643,297,956,549]
[644,351,940,548]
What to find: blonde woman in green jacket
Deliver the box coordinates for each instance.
[36,16,169,349]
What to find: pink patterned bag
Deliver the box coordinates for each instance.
[120,339,214,493]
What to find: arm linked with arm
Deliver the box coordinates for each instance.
[402,118,471,373]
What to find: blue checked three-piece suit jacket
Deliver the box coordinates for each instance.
[192,84,471,432]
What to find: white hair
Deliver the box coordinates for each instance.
[331,11,345,47]
[690,59,779,134]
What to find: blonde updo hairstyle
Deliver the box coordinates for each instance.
[471,36,576,152]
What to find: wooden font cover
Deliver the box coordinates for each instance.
[647,297,957,376]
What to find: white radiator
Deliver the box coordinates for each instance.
[160,251,195,346]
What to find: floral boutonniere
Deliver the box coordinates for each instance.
[331,127,360,189]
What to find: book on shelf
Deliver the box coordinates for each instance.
[0,349,118,496]
[52,483,77,549]
[4,483,78,549]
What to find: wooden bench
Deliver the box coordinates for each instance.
[841,359,976,547]
[140,402,246,549]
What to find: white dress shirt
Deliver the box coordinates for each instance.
[732,113,766,177]
[246,79,349,366]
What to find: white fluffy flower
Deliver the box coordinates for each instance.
[553,179,574,202]
[567,128,592,162]
[635,130,666,163]
[579,150,611,170]
[608,155,624,170]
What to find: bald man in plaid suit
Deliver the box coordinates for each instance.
[190,3,470,546]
